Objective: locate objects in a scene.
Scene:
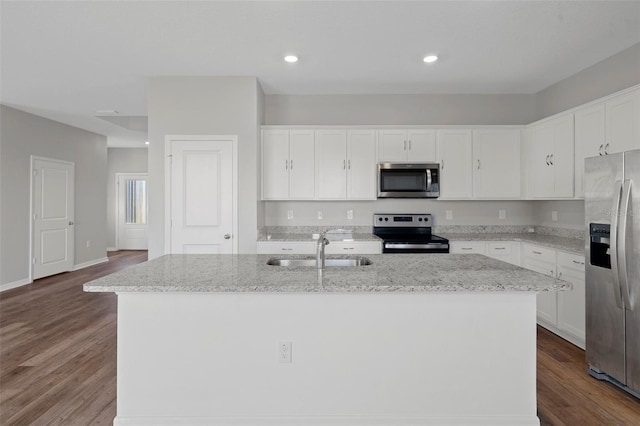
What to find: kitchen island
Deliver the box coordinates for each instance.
[85,253,569,426]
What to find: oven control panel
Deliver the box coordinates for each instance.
[373,214,432,227]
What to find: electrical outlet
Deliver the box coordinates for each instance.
[498,209,506,220]
[347,209,353,220]
[317,211,323,220]
[552,211,558,221]
[86,240,91,248]
[445,210,453,221]
[287,210,293,220]
[278,341,292,363]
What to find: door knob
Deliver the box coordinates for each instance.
[224,234,231,239]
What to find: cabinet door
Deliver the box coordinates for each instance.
[574,103,606,198]
[262,130,290,199]
[472,129,521,199]
[347,130,377,199]
[257,241,316,254]
[325,241,382,254]
[552,115,575,198]
[450,241,486,254]
[530,124,555,198]
[378,130,407,162]
[607,90,640,154]
[557,265,586,348]
[437,129,473,199]
[407,129,436,162]
[316,129,348,199]
[289,130,316,199]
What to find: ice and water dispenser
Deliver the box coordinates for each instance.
[589,223,611,269]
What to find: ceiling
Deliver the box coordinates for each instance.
[2,1,640,147]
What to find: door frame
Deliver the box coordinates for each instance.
[115,172,148,250]
[29,155,75,282]
[164,135,239,254]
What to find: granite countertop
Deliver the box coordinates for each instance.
[443,233,584,255]
[84,253,570,293]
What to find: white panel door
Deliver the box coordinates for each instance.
[377,130,407,162]
[117,174,148,250]
[32,157,74,280]
[437,129,473,199]
[170,139,234,254]
[347,129,377,199]
[316,130,347,199]
[407,129,437,162]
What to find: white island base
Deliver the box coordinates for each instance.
[114,292,539,426]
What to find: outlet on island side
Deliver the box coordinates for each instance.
[278,341,292,364]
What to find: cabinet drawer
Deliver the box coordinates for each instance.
[450,241,486,254]
[522,243,556,263]
[257,241,316,254]
[325,241,382,255]
[487,242,513,256]
[557,251,585,272]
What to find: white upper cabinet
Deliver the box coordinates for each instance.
[378,129,436,162]
[606,89,640,154]
[262,129,315,200]
[574,103,606,198]
[316,129,378,200]
[437,129,473,199]
[528,114,575,198]
[347,130,377,199]
[472,129,521,199]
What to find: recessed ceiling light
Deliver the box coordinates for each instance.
[423,55,438,63]
[284,55,298,63]
[145,141,150,145]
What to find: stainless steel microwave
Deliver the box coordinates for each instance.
[378,163,440,198]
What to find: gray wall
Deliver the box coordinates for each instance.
[0,105,108,286]
[265,94,537,126]
[147,77,262,258]
[534,200,585,230]
[535,42,640,120]
[106,148,148,249]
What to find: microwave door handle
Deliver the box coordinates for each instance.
[426,169,432,192]
[610,180,624,309]
[619,179,633,310]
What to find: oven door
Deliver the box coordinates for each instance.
[382,241,450,254]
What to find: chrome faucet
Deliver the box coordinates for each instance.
[316,231,330,269]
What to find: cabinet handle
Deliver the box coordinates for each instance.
[441,160,444,170]
[477,159,480,170]
[550,270,554,277]
[348,160,351,170]
[404,140,407,150]
[494,247,506,250]
[599,144,604,156]
[290,160,293,170]
[549,154,554,165]
[461,247,473,250]
[558,271,563,279]
[281,248,293,251]
[343,160,346,169]
[409,140,412,150]
[545,155,550,166]
[343,247,354,250]
[533,251,542,255]
[605,143,610,155]
[285,159,288,170]
[572,260,585,265]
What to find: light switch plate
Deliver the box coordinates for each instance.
[445,210,453,221]
[347,210,353,220]
[287,210,293,220]
[552,211,558,221]
[498,209,506,220]
[317,211,323,220]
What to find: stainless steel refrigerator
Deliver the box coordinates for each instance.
[585,149,640,398]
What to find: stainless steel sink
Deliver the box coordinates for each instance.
[267,257,372,267]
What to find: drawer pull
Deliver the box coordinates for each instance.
[572,260,584,265]
[281,248,293,251]
[494,247,506,250]
[343,247,354,250]
[533,251,542,255]
[461,247,473,250]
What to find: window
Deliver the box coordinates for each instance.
[125,179,147,224]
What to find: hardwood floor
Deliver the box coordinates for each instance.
[1,249,639,425]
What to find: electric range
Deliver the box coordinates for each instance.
[373,213,449,254]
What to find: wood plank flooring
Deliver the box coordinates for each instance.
[1,249,639,425]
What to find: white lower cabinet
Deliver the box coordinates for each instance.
[257,240,381,255]
[450,241,486,254]
[451,241,520,266]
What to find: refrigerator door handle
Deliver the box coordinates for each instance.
[618,179,633,310]
[611,180,624,309]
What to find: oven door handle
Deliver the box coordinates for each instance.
[385,243,449,249]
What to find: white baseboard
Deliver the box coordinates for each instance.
[107,247,118,252]
[0,278,32,292]
[114,416,541,426]
[73,257,109,271]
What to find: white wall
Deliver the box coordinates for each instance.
[0,105,108,287]
[106,148,148,249]
[147,77,263,258]
[534,200,585,230]
[266,94,537,126]
[535,42,640,120]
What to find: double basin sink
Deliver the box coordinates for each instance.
[267,257,372,267]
